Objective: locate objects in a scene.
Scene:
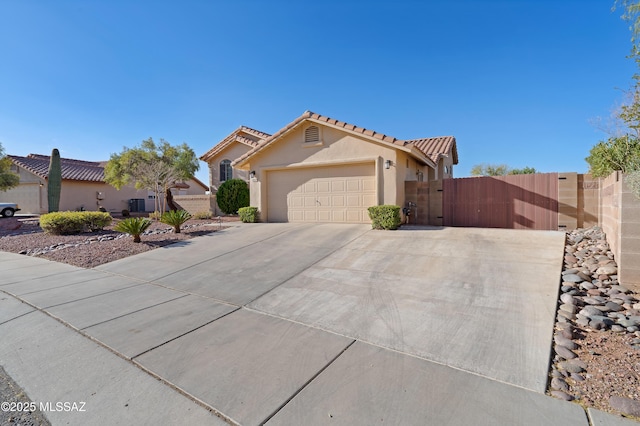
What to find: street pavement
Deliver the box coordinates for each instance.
[0,223,633,425]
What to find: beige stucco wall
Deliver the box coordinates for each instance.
[241,125,418,220]
[206,143,252,192]
[0,169,206,214]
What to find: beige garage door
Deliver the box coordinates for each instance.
[267,163,376,223]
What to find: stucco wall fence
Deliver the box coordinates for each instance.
[173,195,218,216]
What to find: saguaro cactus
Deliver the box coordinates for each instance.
[47,148,62,212]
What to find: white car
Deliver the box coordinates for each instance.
[0,202,20,217]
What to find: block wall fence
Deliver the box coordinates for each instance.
[558,172,640,292]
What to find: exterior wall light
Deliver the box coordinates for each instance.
[384,160,392,169]
[249,171,256,179]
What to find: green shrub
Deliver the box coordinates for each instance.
[238,207,259,223]
[160,210,192,233]
[40,211,113,235]
[114,217,151,243]
[217,178,249,214]
[82,211,113,231]
[193,211,213,220]
[148,211,161,220]
[367,205,402,230]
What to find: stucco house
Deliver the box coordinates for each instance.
[0,154,208,214]
[201,111,458,224]
[199,126,271,193]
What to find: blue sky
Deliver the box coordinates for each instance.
[0,0,636,185]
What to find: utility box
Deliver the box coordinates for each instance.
[128,199,145,212]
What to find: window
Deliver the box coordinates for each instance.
[304,125,320,143]
[220,159,232,182]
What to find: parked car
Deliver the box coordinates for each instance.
[0,202,20,217]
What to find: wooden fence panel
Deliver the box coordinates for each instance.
[442,173,559,230]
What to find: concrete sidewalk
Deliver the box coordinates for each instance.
[1,224,636,425]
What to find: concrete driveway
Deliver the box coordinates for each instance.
[0,223,612,425]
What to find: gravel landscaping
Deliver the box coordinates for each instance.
[0,215,234,268]
[549,226,640,422]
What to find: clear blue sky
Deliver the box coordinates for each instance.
[0,0,636,185]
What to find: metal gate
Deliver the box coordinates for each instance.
[442,173,559,230]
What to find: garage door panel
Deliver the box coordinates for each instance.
[346,195,361,207]
[331,181,345,192]
[267,164,376,223]
[346,180,360,192]
[317,196,330,206]
[332,196,345,207]
[291,196,304,207]
[318,210,331,221]
[317,181,330,192]
[363,194,377,206]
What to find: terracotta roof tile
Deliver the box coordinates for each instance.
[231,110,457,169]
[199,126,270,162]
[406,136,458,164]
[9,154,105,181]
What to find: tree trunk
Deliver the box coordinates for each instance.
[165,188,179,211]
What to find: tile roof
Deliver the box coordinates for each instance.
[199,126,271,162]
[232,111,457,168]
[8,154,105,182]
[405,136,458,165]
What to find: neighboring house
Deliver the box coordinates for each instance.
[201,111,458,224]
[0,154,208,214]
[199,126,271,193]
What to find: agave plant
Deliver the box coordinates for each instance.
[114,217,151,243]
[160,210,192,233]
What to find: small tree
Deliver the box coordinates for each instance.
[216,179,249,214]
[0,142,19,192]
[105,138,199,213]
[585,135,640,177]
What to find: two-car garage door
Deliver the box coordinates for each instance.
[267,163,376,223]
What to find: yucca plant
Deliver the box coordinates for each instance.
[114,217,151,243]
[160,209,191,233]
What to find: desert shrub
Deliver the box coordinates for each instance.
[82,211,113,231]
[367,205,402,230]
[40,211,113,235]
[193,211,213,220]
[121,209,130,217]
[40,212,85,235]
[238,207,259,223]
[114,217,151,243]
[148,211,161,220]
[217,178,249,214]
[160,210,192,233]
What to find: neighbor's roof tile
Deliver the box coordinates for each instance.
[8,154,105,181]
